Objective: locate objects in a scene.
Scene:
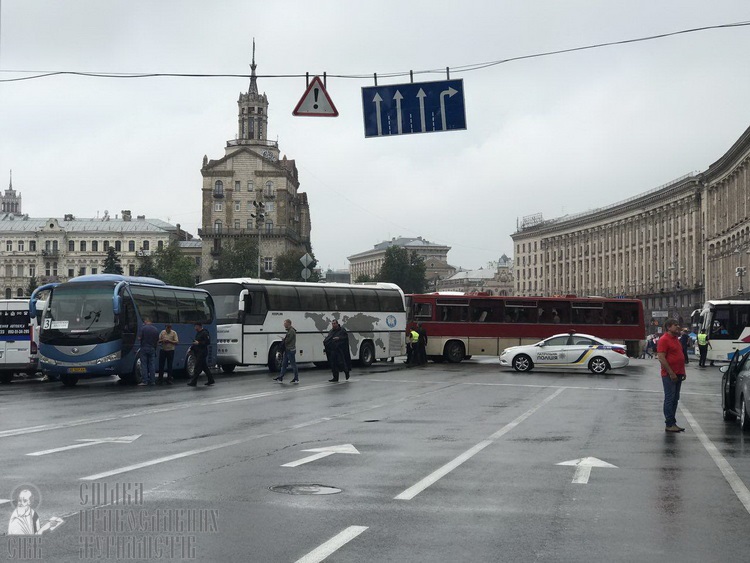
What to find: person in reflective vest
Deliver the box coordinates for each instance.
[406,328,419,365]
[697,329,711,368]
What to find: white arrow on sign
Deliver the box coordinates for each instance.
[393,90,404,134]
[282,444,360,468]
[27,434,142,457]
[416,88,427,132]
[372,93,383,136]
[556,456,617,484]
[439,86,458,131]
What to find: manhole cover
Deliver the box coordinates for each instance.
[269,484,342,495]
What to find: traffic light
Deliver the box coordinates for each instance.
[251,201,265,227]
[736,266,747,277]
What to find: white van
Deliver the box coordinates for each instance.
[0,299,38,384]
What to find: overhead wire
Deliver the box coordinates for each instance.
[1,20,749,83]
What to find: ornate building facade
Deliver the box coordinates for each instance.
[347,236,455,289]
[511,123,750,324]
[199,48,311,279]
[438,255,514,295]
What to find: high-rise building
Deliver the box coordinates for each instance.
[199,44,311,279]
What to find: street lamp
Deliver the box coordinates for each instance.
[733,248,750,296]
[251,200,265,278]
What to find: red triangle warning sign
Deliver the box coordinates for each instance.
[292,76,339,117]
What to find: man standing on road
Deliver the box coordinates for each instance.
[679,328,691,364]
[657,319,686,433]
[697,329,712,367]
[188,322,215,387]
[138,318,159,386]
[323,319,350,382]
[157,324,179,384]
[274,319,299,383]
[415,323,428,365]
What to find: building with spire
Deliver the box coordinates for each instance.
[2,171,23,215]
[199,43,311,279]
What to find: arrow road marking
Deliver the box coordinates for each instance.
[295,526,368,563]
[393,90,404,134]
[27,434,142,457]
[416,88,427,132]
[372,93,383,136]
[439,86,458,130]
[556,456,617,484]
[282,444,360,467]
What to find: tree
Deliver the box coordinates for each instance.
[273,249,320,282]
[26,276,38,297]
[209,237,259,279]
[379,246,426,294]
[103,247,123,274]
[135,253,158,278]
[355,274,374,283]
[153,241,197,287]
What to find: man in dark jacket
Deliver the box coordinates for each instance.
[188,322,215,386]
[138,318,160,386]
[415,323,428,365]
[678,328,690,364]
[324,319,351,382]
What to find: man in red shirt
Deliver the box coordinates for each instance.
[657,319,686,432]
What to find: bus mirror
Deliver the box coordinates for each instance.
[239,289,250,312]
[113,295,122,315]
[30,299,38,319]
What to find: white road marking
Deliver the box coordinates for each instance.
[395,388,565,500]
[27,434,142,456]
[282,444,360,467]
[556,456,618,484]
[680,404,750,514]
[295,526,368,563]
[79,385,454,480]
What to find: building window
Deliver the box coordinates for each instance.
[52,262,58,276]
[128,241,135,252]
[115,241,121,252]
[143,241,150,251]
[91,267,98,275]
[214,202,223,212]
[92,241,98,252]
[5,265,12,277]
[235,181,240,191]
[103,241,109,251]
[214,220,223,234]
[68,268,74,278]
[234,220,240,230]
[247,219,254,230]
[4,288,10,299]
[263,257,273,272]
[6,240,12,252]
[234,201,241,212]
[16,265,23,277]
[265,221,273,234]
[68,241,75,252]
[265,181,274,196]
[265,202,275,213]
[53,241,58,252]
[157,240,163,250]
[79,267,86,276]
[247,181,254,192]
[16,288,23,297]
[29,241,36,252]
[129,264,135,276]
[45,262,51,276]
[80,241,87,252]
[213,180,224,197]
[29,265,35,277]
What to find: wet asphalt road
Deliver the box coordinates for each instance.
[1,356,749,563]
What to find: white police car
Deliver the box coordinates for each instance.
[500,332,629,374]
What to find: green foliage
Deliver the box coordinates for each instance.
[355,274,374,283]
[135,254,158,278]
[153,242,197,287]
[209,237,259,279]
[103,247,123,274]
[273,249,320,282]
[378,247,426,294]
[26,276,38,297]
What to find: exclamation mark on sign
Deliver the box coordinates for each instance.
[313,88,319,109]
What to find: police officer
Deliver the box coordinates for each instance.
[697,329,711,367]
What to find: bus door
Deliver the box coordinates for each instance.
[119,293,137,359]
[0,301,32,372]
[242,286,269,363]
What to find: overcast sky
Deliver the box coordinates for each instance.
[1,1,749,272]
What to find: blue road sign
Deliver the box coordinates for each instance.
[361,79,466,138]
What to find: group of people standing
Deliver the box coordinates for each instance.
[138,320,214,387]
[642,328,713,367]
[274,318,352,384]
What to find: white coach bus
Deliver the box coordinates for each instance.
[196,278,407,373]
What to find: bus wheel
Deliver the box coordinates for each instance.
[220,364,236,374]
[512,354,533,372]
[185,353,196,379]
[588,357,610,375]
[359,341,375,367]
[268,344,282,373]
[0,372,13,384]
[60,374,79,387]
[444,341,465,363]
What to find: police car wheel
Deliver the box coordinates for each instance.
[588,357,610,374]
[512,354,533,372]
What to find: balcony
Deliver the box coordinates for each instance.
[212,190,225,199]
[41,249,59,258]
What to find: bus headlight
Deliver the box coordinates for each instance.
[96,352,121,365]
[38,354,56,366]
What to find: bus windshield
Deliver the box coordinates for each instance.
[40,283,118,345]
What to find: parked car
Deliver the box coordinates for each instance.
[500,332,629,375]
[721,350,750,430]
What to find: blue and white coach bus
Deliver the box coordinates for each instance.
[30,275,217,386]
[196,278,406,373]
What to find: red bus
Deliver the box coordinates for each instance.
[406,293,645,363]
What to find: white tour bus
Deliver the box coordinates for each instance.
[0,299,39,383]
[196,278,407,373]
[694,300,750,362]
